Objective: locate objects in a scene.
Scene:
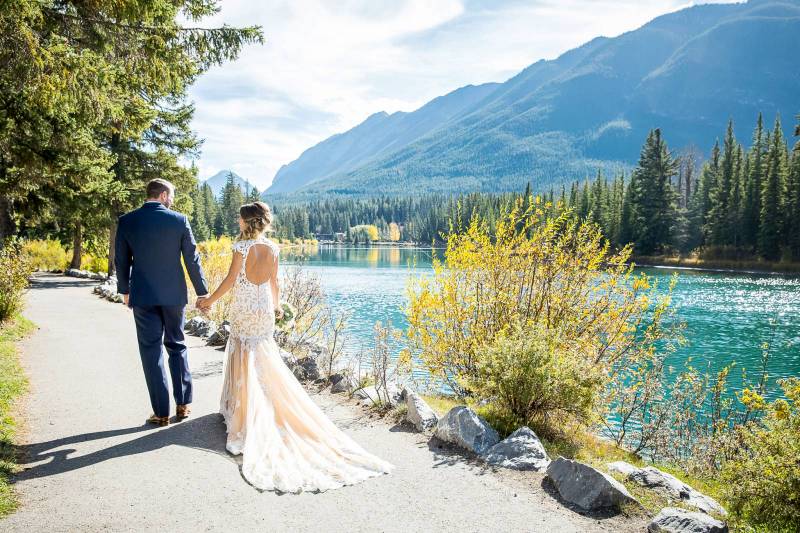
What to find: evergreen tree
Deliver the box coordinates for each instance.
[189,184,211,242]
[743,114,766,250]
[784,115,800,259]
[220,172,245,236]
[626,129,680,255]
[708,121,737,246]
[759,116,788,260]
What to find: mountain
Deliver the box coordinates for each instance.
[203,170,257,197]
[266,83,499,194]
[266,0,800,197]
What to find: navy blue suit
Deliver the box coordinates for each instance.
[115,201,209,418]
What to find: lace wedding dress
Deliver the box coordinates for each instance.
[219,237,394,493]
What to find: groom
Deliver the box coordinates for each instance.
[115,178,209,427]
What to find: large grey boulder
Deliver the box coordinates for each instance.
[184,316,207,335]
[607,460,641,477]
[330,374,358,394]
[206,324,230,346]
[434,406,500,455]
[484,426,550,471]
[608,462,726,516]
[547,457,638,511]
[404,390,438,431]
[292,357,320,382]
[353,382,402,406]
[648,508,728,533]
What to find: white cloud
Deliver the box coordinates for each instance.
[187,0,740,189]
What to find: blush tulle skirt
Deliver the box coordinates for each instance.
[219,335,395,493]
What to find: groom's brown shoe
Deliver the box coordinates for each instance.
[146,414,170,427]
[176,404,191,421]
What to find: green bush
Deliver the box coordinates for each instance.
[721,378,800,531]
[0,242,33,322]
[81,253,108,274]
[472,325,603,438]
[22,239,69,271]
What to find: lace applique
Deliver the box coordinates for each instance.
[228,237,279,343]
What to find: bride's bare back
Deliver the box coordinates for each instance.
[243,242,275,285]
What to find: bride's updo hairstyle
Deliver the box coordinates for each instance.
[238,201,273,240]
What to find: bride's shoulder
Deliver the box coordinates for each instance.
[263,237,280,255]
[232,238,251,253]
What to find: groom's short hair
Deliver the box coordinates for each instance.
[146,178,174,199]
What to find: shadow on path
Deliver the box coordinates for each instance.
[14,414,232,482]
[28,275,97,291]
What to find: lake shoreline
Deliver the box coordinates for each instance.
[632,256,800,277]
[303,243,800,277]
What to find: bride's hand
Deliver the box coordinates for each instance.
[196,296,212,311]
[274,307,284,320]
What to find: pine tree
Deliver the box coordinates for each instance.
[626,129,680,255]
[220,172,245,236]
[743,114,766,250]
[189,184,211,242]
[708,121,737,246]
[759,116,788,261]
[785,115,800,259]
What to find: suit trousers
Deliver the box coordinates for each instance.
[132,305,192,417]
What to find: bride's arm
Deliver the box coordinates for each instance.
[199,251,243,308]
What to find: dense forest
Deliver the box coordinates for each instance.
[210,113,798,263]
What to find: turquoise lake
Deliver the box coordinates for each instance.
[285,246,800,401]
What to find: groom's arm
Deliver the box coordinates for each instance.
[181,215,209,297]
[114,218,132,296]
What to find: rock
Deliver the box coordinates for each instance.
[206,324,230,346]
[404,390,438,431]
[607,461,641,477]
[184,316,206,335]
[648,508,728,533]
[546,457,638,511]
[330,374,358,394]
[112,294,124,303]
[352,382,402,406]
[279,349,297,368]
[273,329,288,347]
[292,357,320,382]
[354,385,379,403]
[196,320,216,337]
[434,406,500,455]
[93,285,102,295]
[609,463,726,516]
[484,426,550,471]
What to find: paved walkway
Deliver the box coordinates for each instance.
[1,274,643,532]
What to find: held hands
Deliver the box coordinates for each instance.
[195,296,212,314]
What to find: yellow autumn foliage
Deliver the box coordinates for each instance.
[405,197,674,432]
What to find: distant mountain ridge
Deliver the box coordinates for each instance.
[267,83,499,194]
[265,0,800,197]
[203,170,257,197]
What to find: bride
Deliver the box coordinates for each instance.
[197,201,394,493]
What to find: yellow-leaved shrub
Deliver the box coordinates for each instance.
[22,239,69,271]
[721,378,800,530]
[405,197,675,436]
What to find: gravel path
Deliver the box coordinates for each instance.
[2,274,645,532]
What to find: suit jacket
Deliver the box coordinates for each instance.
[115,201,208,306]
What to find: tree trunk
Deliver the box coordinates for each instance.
[69,222,83,269]
[107,130,123,278]
[107,218,117,277]
[0,196,14,244]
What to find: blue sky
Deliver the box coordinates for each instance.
[189,0,739,189]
